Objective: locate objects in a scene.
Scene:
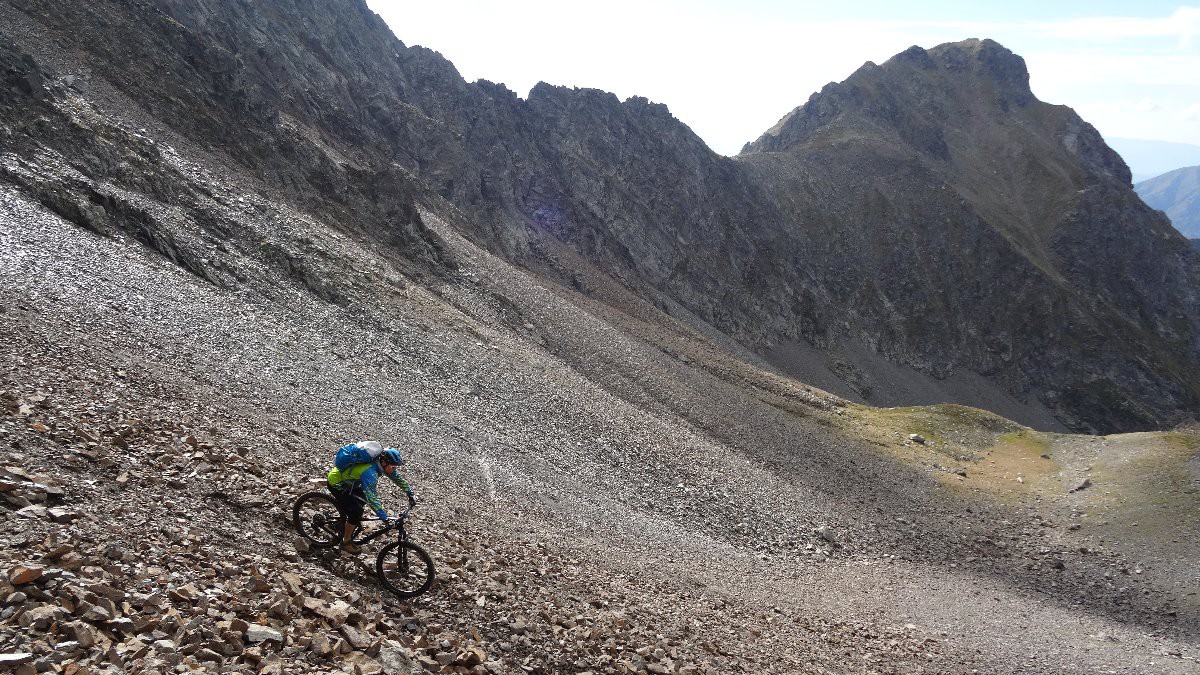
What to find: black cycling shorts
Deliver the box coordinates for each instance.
[328,481,367,524]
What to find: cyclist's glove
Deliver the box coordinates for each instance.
[407,492,418,507]
[375,508,388,521]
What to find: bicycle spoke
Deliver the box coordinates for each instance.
[376,541,434,598]
[292,492,345,549]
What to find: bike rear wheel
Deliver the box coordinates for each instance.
[292,491,345,549]
[376,541,435,598]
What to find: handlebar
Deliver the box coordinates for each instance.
[363,505,414,526]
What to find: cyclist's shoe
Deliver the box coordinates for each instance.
[340,543,363,555]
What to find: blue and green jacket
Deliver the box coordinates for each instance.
[327,462,413,520]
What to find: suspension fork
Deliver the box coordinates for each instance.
[397,522,410,574]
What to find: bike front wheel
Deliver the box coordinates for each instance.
[292,491,345,549]
[376,541,435,598]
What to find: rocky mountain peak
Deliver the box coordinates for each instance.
[743,37,1131,189]
[742,38,1037,156]
[729,38,1191,433]
[923,38,1032,101]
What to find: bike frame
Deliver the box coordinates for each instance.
[353,507,419,577]
[349,506,413,547]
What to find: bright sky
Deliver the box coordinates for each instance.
[366,1,1200,156]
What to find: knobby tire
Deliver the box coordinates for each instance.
[292,491,344,549]
[376,541,435,598]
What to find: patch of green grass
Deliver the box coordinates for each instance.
[862,403,1020,444]
[1163,430,1200,451]
[995,429,1051,456]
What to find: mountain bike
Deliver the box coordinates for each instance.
[292,491,435,598]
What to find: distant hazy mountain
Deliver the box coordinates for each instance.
[1106,138,1200,183]
[1135,166,1200,238]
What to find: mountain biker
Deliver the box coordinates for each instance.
[327,446,417,554]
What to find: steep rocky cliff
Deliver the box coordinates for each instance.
[2,3,1198,431]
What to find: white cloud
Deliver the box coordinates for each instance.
[1001,6,1200,43]
[1028,52,1200,91]
[1074,98,1200,146]
[1136,98,1164,113]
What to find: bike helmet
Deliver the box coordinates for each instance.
[380,448,404,466]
